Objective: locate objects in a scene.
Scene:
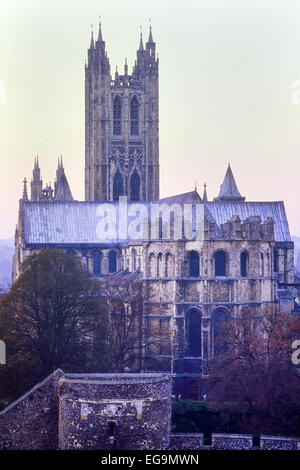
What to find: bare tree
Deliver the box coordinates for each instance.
[209,307,300,434]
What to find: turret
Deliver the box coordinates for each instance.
[31,156,43,201]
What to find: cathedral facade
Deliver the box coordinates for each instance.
[13,24,295,398]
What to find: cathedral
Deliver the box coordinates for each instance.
[13,23,295,398]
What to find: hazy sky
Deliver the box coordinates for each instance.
[1,0,300,239]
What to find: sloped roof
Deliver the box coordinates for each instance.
[205,200,291,241]
[20,195,291,245]
[54,170,74,202]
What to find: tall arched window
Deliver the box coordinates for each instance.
[187,309,202,357]
[189,251,199,277]
[113,95,122,135]
[130,96,139,135]
[214,250,227,276]
[93,251,102,276]
[130,170,140,201]
[109,251,117,273]
[113,169,124,201]
[240,251,248,277]
[274,249,279,273]
[212,309,229,356]
[260,253,264,276]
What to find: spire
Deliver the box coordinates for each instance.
[139,29,144,51]
[203,183,208,202]
[148,23,154,43]
[124,57,128,76]
[54,168,74,202]
[22,178,28,201]
[98,18,103,41]
[90,26,95,49]
[214,164,245,201]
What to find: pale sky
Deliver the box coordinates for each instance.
[1,0,300,238]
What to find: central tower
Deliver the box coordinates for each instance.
[85,23,159,202]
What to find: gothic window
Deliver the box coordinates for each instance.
[189,251,199,277]
[113,169,124,201]
[93,251,102,276]
[130,96,139,135]
[187,309,202,357]
[109,251,117,273]
[214,250,227,276]
[274,249,279,273]
[212,309,229,356]
[113,95,122,135]
[130,170,140,201]
[240,251,248,277]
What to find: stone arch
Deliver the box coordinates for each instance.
[165,252,174,277]
[113,168,124,201]
[214,250,227,276]
[129,169,141,201]
[186,307,202,357]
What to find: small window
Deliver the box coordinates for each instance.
[214,250,226,276]
[93,251,101,276]
[189,251,199,277]
[109,251,117,273]
[130,170,140,201]
[240,251,248,277]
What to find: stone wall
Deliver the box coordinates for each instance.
[211,433,253,450]
[58,373,172,450]
[0,369,64,450]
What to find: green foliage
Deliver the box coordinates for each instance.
[0,249,107,400]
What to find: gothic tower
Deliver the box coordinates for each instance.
[85,22,159,202]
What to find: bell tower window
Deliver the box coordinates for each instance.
[130,96,139,135]
[113,96,122,135]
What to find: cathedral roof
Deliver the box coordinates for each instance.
[205,200,291,241]
[214,164,245,201]
[19,196,291,245]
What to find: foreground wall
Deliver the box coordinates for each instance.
[58,373,172,450]
[0,369,64,450]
